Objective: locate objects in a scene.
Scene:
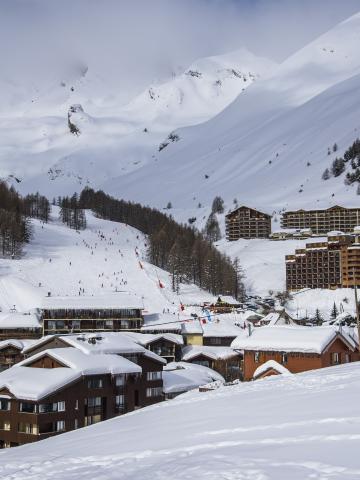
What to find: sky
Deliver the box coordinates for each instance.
[1,0,359,102]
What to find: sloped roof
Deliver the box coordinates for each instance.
[17,347,142,375]
[231,326,356,354]
[253,360,292,379]
[182,345,239,361]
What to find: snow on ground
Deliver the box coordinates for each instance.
[215,236,327,295]
[1,362,360,479]
[0,207,213,315]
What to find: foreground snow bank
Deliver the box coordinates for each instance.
[1,362,360,479]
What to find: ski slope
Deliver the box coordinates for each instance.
[1,362,360,479]
[0,207,212,315]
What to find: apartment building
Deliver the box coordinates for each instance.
[281,205,360,235]
[225,206,271,240]
[285,232,360,290]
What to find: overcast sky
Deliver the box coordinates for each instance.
[1,0,359,99]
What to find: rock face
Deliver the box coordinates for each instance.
[67,104,84,135]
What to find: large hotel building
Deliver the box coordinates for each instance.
[286,232,360,290]
[281,206,360,235]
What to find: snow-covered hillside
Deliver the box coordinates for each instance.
[102,11,360,213]
[0,208,212,315]
[0,48,274,198]
[1,362,360,479]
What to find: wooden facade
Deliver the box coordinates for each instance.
[185,353,242,382]
[42,307,143,336]
[242,336,357,381]
[281,206,360,235]
[0,349,164,448]
[225,206,271,241]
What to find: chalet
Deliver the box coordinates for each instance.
[231,326,358,381]
[22,332,166,410]
[0,340,33,371]
[225,206,271,241]
[41,293,144,336]
[181,345,242,382]
[202,321,244,347]
[0,347,142,448]
[122,332,183,363]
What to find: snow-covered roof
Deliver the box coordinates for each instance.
[202,321,244,337]
[126,331,184,346]
[163,361,224,394]
[182,345,239,361]
[181,321,203,335]
[61,333,146,355]
[0,312,41,329]
[0,339,35,351]
[41,293,143,310]
[17,347,142,375]
[253,360,292,379]
[141,313,187,332]
[0,367,81,401]
[231,326,355,354]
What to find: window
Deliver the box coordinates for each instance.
[0,421,10,431]
[85,414,101,426]
[116,395,125,407]
[75,399,79,410]
[193,360,210,368]
[18,423,38,434]
[115,375,125,387]
[19,402,36,413]
[0,399,10,411]
[74,419,78,429]
[332,352,340,365]
[87,378,103,389]
[146,387,163,398]
[55,420,65,432]
[87,397,102,408]
[38,401,65,413]
[345,353,351,363]
[209,338,222,345]
[146,371,162,381]
[281,353,288,365]
[254,352,260,363]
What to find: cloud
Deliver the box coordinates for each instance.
[0,0,359,103]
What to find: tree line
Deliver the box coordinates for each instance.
[322,139,360,192]
[56,194,87,230]
[0,182,50,257]
[79,187,245,299]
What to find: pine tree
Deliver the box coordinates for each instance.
[313,308,323,325]
[211,196,224,214]
[330,302,339,320]
[204,213,221,243]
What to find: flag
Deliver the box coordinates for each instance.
[159,280,164,288]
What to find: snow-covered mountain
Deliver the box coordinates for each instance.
[0,48,275,197]
[102,11,360,214]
